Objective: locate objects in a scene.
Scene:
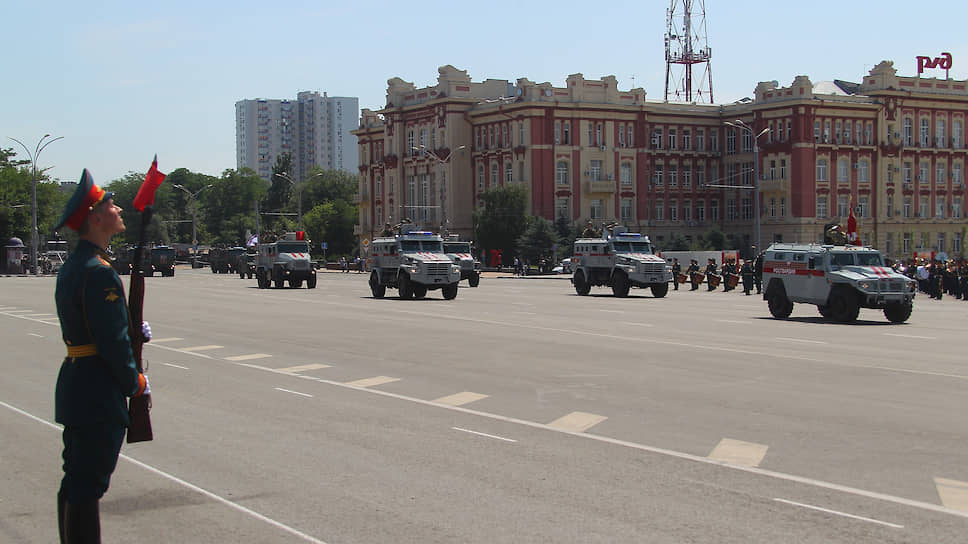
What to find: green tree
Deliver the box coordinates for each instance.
[516,216,558,265]
[201,169,265,246]
[473,184,528,262]
[263,154,294,231]
[695,227,727,250]
[0,154,69,249]
[302,199,359,256]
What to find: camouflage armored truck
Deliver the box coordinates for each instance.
[150,245,176,277]
[237,248,257,279]
[572,226,673,297]
[210,247,245,274]
[762,242,916,323]
[367,227,461,300]
[255,233,317,289]
[442,237,481,287]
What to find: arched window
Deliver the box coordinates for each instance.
[556,161,569,185]
[838,158,849,183]
[505,163,513,183]
[858,160,869,183]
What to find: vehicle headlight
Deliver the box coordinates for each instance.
[858,281,872,291]
[452,265,460,274]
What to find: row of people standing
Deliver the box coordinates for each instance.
[676,254,764,295]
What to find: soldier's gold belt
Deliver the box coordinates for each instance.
[66,344,98,357]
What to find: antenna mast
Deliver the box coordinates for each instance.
[664,0,714,103]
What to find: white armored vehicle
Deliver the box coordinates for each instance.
[762,242,916,323]
[255,232,317,289]
[442,237,481,287]
[571,226,673,297]
[367,227,461,300]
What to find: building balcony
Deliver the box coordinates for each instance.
[585,180,615,193]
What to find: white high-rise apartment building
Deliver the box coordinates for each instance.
[236,91,359,182]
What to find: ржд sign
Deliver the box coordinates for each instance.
[917,52,952,77]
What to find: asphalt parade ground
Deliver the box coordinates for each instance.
[2,268,966,543]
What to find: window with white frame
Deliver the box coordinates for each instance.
[627,125,633,148]
[937,232,946,252]
[477,165,485,190]
[408,175,416,211]
[696,129,705,151]
[817,159,829,181]
[955,232,963,254]
[563,122,570,144]
[845,121,853,144]
[865,122,873,145]
[780,197,786,217]
[519,122,526,146]
[491,164,498,186]
[935,119,946,147]
[618,125,625,147]
[741,197,752,220]
[838,158,849,183]
[780,159,787,179]
[408,129,416,155]
[903,196,912,218]
[769,198,776,218]
[668,164,678,186]
[683,200,692,221]
[556,197,570,219]
[920,118,930,147]
[902,233,911,255]
[726,129,736,154]
[919,197,929,218]
[419,128,428,150]
[654,200,664,220]
[505,163,513,183]
[835,120,842,143]
[651,128,663,149]
[903,118,913,146]
[742,130,752,152]
[954,197,963,219]
[669,128,677,150]
[590,160,602,181]
[887,195,893,217]
[858,160,869,183]
[824,120,831,143]
[554,122,561,144]
[669,200,678,221]
[590,199,603,220]
[502,125,508,147]
[596,123,603,146]
[683,129,691,150]
[769,160,776,180]
[814,121,821,142]
[682,165,691,187]
[696,200,706,222]
[556,161,569,185]
[620,198,632,221]
[697,164,706,187]
[904,162,913,184]
[653,164,664,186]
[419,174,429,222]
[710,199,720,221]
[937,162,946,185]
[710,130,719,151]
[954,120,963,148]
[918,162,928,184]
[727,198,737,220]
[816,196,828,218]
[954,163,963,186]
[620,163,632,185]
[937,197,946,219]
[859,196,869,218]
[838,195,849,217]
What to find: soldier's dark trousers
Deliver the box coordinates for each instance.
[64,500,100,543]
[59,424,123,543]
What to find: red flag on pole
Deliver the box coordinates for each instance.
[846,196,861,246]
[132,155,166,212]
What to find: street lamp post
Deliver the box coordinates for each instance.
[724,121,769,254]
[413,145,465,235]
[275,171,324,232]
[172,183,212,268]
[9,134,63,275]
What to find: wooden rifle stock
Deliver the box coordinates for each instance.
[127,206,153,443]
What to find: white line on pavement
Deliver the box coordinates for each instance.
[774,337,828,344]
[274,387,313,398]
[773,498,904,529]
[452,427,517,443]
[0,400,329,544]
[163,363,190,370]
[883,333,936,340]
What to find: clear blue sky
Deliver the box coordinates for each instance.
[4,0,965,186]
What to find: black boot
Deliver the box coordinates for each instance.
[57,490,67,544]
[64,499,101,543]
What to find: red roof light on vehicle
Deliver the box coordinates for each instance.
[296,231,305,240]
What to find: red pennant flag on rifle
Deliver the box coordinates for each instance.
[132,155,167,212]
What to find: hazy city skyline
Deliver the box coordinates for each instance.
[4,0,965,186]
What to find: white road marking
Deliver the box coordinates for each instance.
[224,353,272,361]
[935,477,968,512]
[598,309,625,314]
[773,498,904,529]
[148,344,214,359]
[180,345,224,352]
[513,311,538,316]
[620,322,654,327]
[28,333,43,338]
[274,387,313,398]
[434,392,488,406]
[716,319,747,324]
[708,438,769,467]
[150,337,184,343]
[345,376,400,388]
[774,337,828,344]
[164,363,190,370]
[0,400,328,544]
[452,427,517,443]
[547,411,608,433]
[23,313,52,318]
[276,363,332,373]
[883,333,936,340]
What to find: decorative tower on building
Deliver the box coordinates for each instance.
[664,0,714,103]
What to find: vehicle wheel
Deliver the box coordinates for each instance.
[146,270,154,277]
[817,305,832,319]
[307,274,317,289]
[767,289,794,319]
[247,272,253,279]
[290,278,303,288]
[468,273,480,287]
[256,271,266,289]
[442,283,459,300]
[611,271,630,297]
[651,282,669,298]
[883,302,912,324]
[827,287,859,323]
[211,268,216,274]
[574,270,591,296]
[398,273,414,299]
[369,271,385,298]
[412,285,428,299]
[273,270,285,289]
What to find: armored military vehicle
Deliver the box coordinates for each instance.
[571,226,672,297]
[367,227,461,300]
[210,247,245,274]
[762,242,916,323]
[442,237,481,287]
[255,232,316,289]
[149,245,176,277]
[237,248,257,279]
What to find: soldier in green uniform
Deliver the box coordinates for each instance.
[581,220,600,238]
[671,258,681,291]
[686,259,700,290]
[54,170,150,543]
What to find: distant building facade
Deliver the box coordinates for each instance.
[354,63,967,259]
[236,92,359,182]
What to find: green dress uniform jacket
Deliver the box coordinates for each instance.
[55,240,140,426]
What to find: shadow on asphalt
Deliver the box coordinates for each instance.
[753,315,901,326]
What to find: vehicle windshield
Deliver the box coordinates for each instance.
[830,253,854,267]
[855,252,884,266]
[153,249,174,256]
[443,242,471,253]
[611,241,653,253]
[400,240,443,253]
[277,242,309,253]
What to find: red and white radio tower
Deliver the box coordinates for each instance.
[664,0,714,103]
